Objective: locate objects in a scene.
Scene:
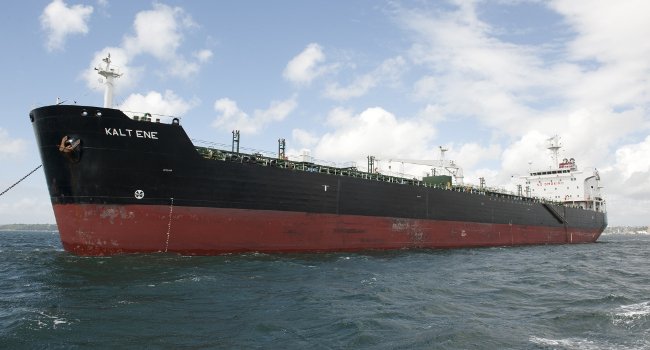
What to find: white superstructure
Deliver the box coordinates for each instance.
[519,136,605,212]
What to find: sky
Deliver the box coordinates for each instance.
[0,0,649,226]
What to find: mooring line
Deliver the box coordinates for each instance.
[165,197,174,252]
[0,164,42,197]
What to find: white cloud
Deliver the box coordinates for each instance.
[323,107,355,127]
[167,58,201,78]
[600,135,650,204]
[194,49,213,63]
[118,90,198,117]
[599,135,650,225]
[0,129,26,158]
[283,43,330,85]
[551,0,650,63]
[212,98,251,132]
[413,76,438,100]
[313,107,436,164]
[451,142,501,173]
[415,104,446,123]
[40,0,93,51]
[494,107,645,175]
[121,3,205,79]
[406,2,639,141]
[393,1,650,192]
[324,76,375,101]
[500,131,551,178]
[400,5,550,133]
[254,96,298,125]
[83,3,211,94]
[123,3,194,60]
[550,0,650,110]
[324,56,406,100]
[613,136,650,181]
[562,108,646,165]
[212,96,298,134]
[292,129,319,147]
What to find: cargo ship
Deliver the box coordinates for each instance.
[30,56,607,255]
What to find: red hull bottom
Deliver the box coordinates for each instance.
[53,204,602,256]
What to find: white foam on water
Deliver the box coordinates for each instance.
[529,336,600,350]
[613,301,650,326]
[529,336,625,350]
[32,311,75,330]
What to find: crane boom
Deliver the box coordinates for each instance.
[388,147,464,184]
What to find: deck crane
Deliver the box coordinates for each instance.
[388,146,464,185]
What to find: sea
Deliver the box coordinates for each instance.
[1,231,649,349]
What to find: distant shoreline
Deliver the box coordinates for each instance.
[0,224,58,232]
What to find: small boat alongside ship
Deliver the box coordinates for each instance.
[30,56,607,255]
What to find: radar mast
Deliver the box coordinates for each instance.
[547,135,561,168]
[95,54,121,108]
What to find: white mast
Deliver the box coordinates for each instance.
[95,54,121,108]
[547,135,561,168]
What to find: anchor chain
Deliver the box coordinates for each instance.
[0,164,43,197]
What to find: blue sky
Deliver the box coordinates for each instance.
[1,0,649,226]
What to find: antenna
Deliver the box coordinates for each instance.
[95,53,122,108]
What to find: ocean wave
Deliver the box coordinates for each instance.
[29,311,78,331]
[529,336,644,350]
[612,301,650,327]
[530,336,599,349]
[3,231,650,349]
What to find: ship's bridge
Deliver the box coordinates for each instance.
[518,137,605,213]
